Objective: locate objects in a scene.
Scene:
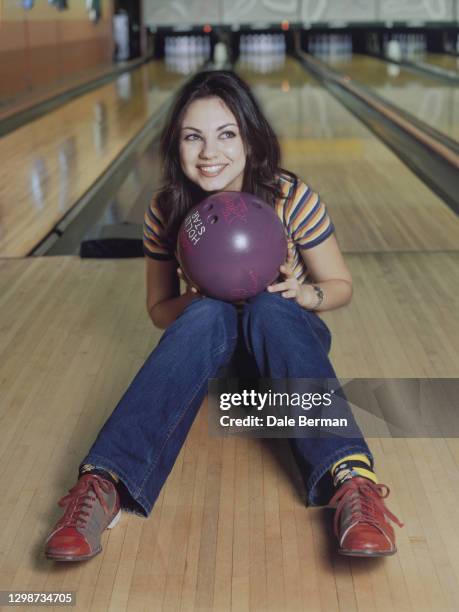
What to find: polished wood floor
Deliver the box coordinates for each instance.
[321,53,459,141]
[1,254,458,611]
[0,60,187,257]
[423,53,459,73]
[1,56,459,611]
[0,60,116,121]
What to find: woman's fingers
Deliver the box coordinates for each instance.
[280,263,294,278]
[178,267,200,295]
[268,279,295,293]
[282,289,297,299]
[177,267,192,286]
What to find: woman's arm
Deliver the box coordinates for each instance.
[267,234,352,312]
[299,234,352,312]
[145,257,200,329]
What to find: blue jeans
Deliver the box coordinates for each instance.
[80,291,373,516]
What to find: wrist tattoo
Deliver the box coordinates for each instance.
[308,284,324,310]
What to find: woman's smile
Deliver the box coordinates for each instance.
[197,163,229,177]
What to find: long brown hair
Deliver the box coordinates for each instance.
[156,70,294,253]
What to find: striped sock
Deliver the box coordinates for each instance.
[330,453,378,487]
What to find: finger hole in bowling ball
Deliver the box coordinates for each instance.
[203,203,214,211]
[253,203,262,209]
[208,215,218,224]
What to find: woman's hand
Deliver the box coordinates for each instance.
[176,267,205,298]
[267,245,317,309]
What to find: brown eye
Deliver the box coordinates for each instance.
[220,131,236,139]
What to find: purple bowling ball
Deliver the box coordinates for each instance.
[177,191,287,302]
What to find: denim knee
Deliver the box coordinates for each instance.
[174,297,239,350]
[244,290,293,322]
[243,290,332,360]
[244,290,317,332]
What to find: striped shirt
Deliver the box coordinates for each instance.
[143,172,334,283]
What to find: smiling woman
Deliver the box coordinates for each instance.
[44,70,403,565]
[179,97,247,192]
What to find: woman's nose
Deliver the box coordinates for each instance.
[199,138,218,159]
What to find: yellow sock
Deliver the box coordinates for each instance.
[330,453,378,486]
[79,463,119,484]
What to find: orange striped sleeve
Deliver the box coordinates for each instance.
[142,197,173,260]
[286,179,334,249]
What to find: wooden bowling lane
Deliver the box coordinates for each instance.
[0,60,189,258]
[320,53,459,142]
[1,55,458,610]
[421,53,459,74]
[236,56,459,254]
[1,254,459,609]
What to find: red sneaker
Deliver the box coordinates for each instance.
[44,474,121,562]
[328,476,404,557]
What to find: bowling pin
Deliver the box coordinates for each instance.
[387,38,402,62]
[214,41,228,67]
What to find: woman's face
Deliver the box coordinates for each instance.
[179,96,247,192]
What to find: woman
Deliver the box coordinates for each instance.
[44,70,403,562]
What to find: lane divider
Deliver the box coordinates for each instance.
[298,51,459,171]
